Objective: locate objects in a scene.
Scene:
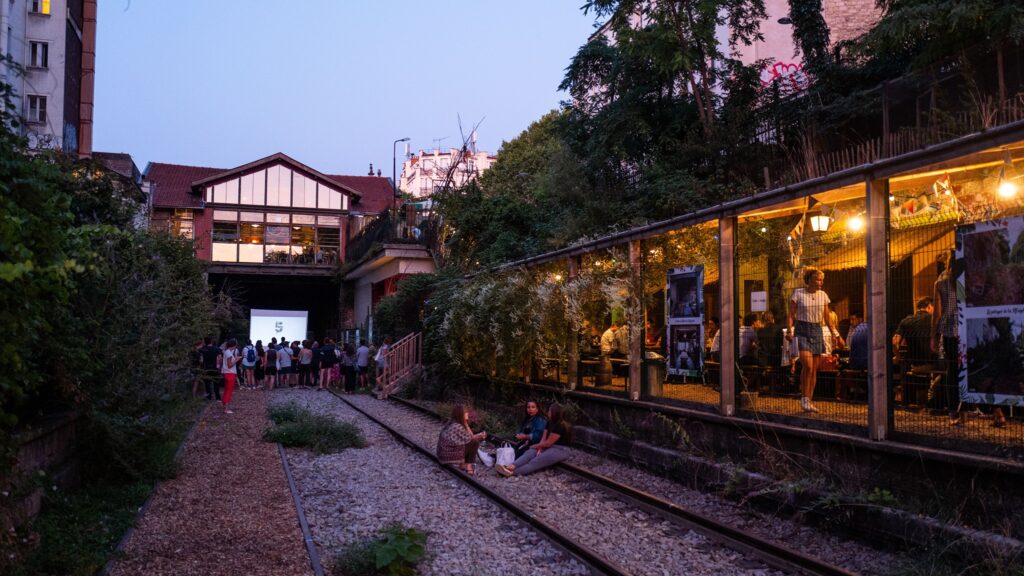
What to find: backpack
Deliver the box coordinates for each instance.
[267,347,277,362]
[245,346,256,364]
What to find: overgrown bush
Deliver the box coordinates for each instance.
[264,404,366,454]
[330,523,427,576]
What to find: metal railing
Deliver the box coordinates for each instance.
[375,331,422,399]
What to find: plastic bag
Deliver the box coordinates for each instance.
[477,448,494,468]
[496,442,515,467]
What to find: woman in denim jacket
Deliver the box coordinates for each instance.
[513,400,547,458]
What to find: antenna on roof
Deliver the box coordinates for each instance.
[432,137,448,151]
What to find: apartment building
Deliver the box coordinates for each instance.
[399,142,496,198]
[0,0,95,155]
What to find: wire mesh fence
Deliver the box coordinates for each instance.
[640,225,721,410]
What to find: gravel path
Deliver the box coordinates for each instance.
[272,388,588,576]
[108,390,313,576]
[344,394,911,576]
[337,394,783,576]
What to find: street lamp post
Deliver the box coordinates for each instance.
[393,137,410,213]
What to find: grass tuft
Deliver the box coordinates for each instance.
[264,403,366,454]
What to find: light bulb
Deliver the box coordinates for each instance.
[998,180,1017,199]
[848,215,865,232]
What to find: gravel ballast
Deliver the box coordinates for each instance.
[338,393,912,576]
[273,389,588,576]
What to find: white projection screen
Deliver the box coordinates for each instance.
[250,309,308,344]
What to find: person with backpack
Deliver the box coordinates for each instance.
[220,339,240,414]
[241,339,257,390]
[264,341,278,390]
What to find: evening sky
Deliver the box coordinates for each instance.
[93,1,600,176]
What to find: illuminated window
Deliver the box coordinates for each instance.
[29,0,50,15]
[29,42,48,68]
[240,223,263,244]
[170,209,194,240]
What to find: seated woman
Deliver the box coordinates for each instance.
[436,404,487,475]
[496,404,571,477]
[513,400,547,458]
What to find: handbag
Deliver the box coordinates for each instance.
[496,442,516,467]
[477,447,494,468]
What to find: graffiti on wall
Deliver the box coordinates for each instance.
[760,61,809,95]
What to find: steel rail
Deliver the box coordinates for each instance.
[387,395,858,576]
[327,390,628,576]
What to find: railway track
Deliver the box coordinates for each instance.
[327,390,625,575]
[333,391,859,576]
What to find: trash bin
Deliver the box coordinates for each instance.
[645,351,666,396]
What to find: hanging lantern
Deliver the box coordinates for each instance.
[809,214,831,232]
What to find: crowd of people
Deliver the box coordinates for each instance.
[191,335,392,413]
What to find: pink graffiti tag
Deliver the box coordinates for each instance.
[760,61,808,94]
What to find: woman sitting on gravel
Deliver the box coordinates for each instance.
[496,403,571,477]
[512,400,547,458]
[436,404,488,475]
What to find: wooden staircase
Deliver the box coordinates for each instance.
[375,332,423,399]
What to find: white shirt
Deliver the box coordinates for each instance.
[241,345,256,367]
[790,288,830,324]
[221,348,237,374]
[600,328,617,354]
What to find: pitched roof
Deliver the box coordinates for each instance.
[144,157,395,213]
[93,152,141,183]
[327,175,394,214]
[145,162,224,208]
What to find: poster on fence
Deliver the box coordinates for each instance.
[667,324,704,377]
[667,266,703,320]
[667,266,704,377]
[957,217,1024,407]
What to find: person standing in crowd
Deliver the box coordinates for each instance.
[375,336,392,382]
[318,338,336,390]
[254,340,266,388]
[310,340,322,388]
[264,340,277,390]
[220,339,239,414]
[199,337,222,401]
[356,339,370,389]
[787,267,837,413]
[436,404,487,475]
[240,339,257,390]
[342,342,357,393]
[497,403,572,477]
[298,339,314,388]
[277,340,293,387]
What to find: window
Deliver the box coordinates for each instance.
[170,209,194,240]
[29,0,50,15]
[292,214,315,225]
[317,227,340,247]
[239,211,263,222]
[265,225,290,244]
[27,95,45,123]
[240,223,263,244]
[213,210,237,221]
[240,172,265,205]
[29,42,48,68]
[266,165,291,207]
[318,183,343,210]
[212,222,239,242]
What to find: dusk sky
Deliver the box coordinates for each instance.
[93,1,600,176]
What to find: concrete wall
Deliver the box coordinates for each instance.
[352,258,435,327]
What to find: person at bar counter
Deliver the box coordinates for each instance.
[893,297,935,368]
[787,268,838,413]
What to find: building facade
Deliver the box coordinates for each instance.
[0,0,95,155]
[145,153,431,338]
[399,145,495,198]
